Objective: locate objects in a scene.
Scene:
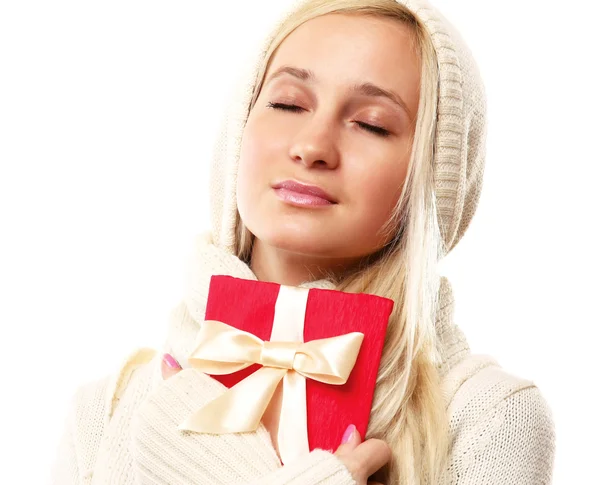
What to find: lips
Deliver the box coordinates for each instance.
[272,180,337,206]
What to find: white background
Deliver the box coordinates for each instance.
[1,1,598,483]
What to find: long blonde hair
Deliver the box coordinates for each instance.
[235,1,448,483]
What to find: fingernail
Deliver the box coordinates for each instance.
[163,353,181,369]
[341,424,356,444]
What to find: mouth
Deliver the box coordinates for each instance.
[272,180,337,207]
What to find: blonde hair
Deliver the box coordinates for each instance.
[235,1,448,483]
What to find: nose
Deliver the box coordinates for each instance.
[288,117,340,170]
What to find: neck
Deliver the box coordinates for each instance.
[249,238,358,286]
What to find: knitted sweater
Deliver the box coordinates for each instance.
[51,237,555,485]
[51,0,556,483]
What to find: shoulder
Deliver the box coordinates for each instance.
[66,375,111,443]
[443,354,555,483]
[66,347,160,451]
[52,348,159,482]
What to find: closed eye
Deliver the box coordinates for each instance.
[266,102,304,113]
[355,121,390,137]
[266,102,391,138]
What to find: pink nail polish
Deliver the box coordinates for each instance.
[341,424,356,444]
[163,353,181,369]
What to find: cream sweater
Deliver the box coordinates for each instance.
[51,237,555,485]
[51,0,556,483]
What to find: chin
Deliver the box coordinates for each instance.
[242,206,380,260]
[259,225,329,256]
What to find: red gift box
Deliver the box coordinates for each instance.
[196,275,394,461]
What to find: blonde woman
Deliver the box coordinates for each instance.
[51,0,555,484]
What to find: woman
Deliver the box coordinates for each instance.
[51,0,555,484]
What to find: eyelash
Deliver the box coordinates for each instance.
[266,102,391,138]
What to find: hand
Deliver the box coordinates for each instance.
[162,354,391,485]
[334,424,391,485]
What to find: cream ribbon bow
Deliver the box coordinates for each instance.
[178,287,364,464]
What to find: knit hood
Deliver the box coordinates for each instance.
[208,0,487,258]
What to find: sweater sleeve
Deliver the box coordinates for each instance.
[131,367,357,485]
[250,386,556,485]
[242,449,356,485]
[455,385,555,484]
[50,377,111,485]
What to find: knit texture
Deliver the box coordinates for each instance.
[51,237,555,484]
[50,0,555,483]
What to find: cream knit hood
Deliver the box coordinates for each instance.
[208,0,487,258]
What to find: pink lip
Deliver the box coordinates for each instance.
[272,180,337,207]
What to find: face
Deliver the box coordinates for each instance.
[237,13,421,263]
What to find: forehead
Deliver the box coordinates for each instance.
[265,13,421,109]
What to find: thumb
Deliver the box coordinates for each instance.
[161,353,182,380]
[335,424,361,457]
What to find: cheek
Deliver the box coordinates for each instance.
[237,132,260,221]
[239,122,264,176]
[238,114,283,179]
[353,157,408,221]
[240,117,270,169]
[236,117,281,223]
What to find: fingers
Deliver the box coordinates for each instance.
[161,353,182,380]
[334,425,391,485]
[351,439,392,480]
[335,424,362,457]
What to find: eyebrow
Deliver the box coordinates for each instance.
[266,65,412,117]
